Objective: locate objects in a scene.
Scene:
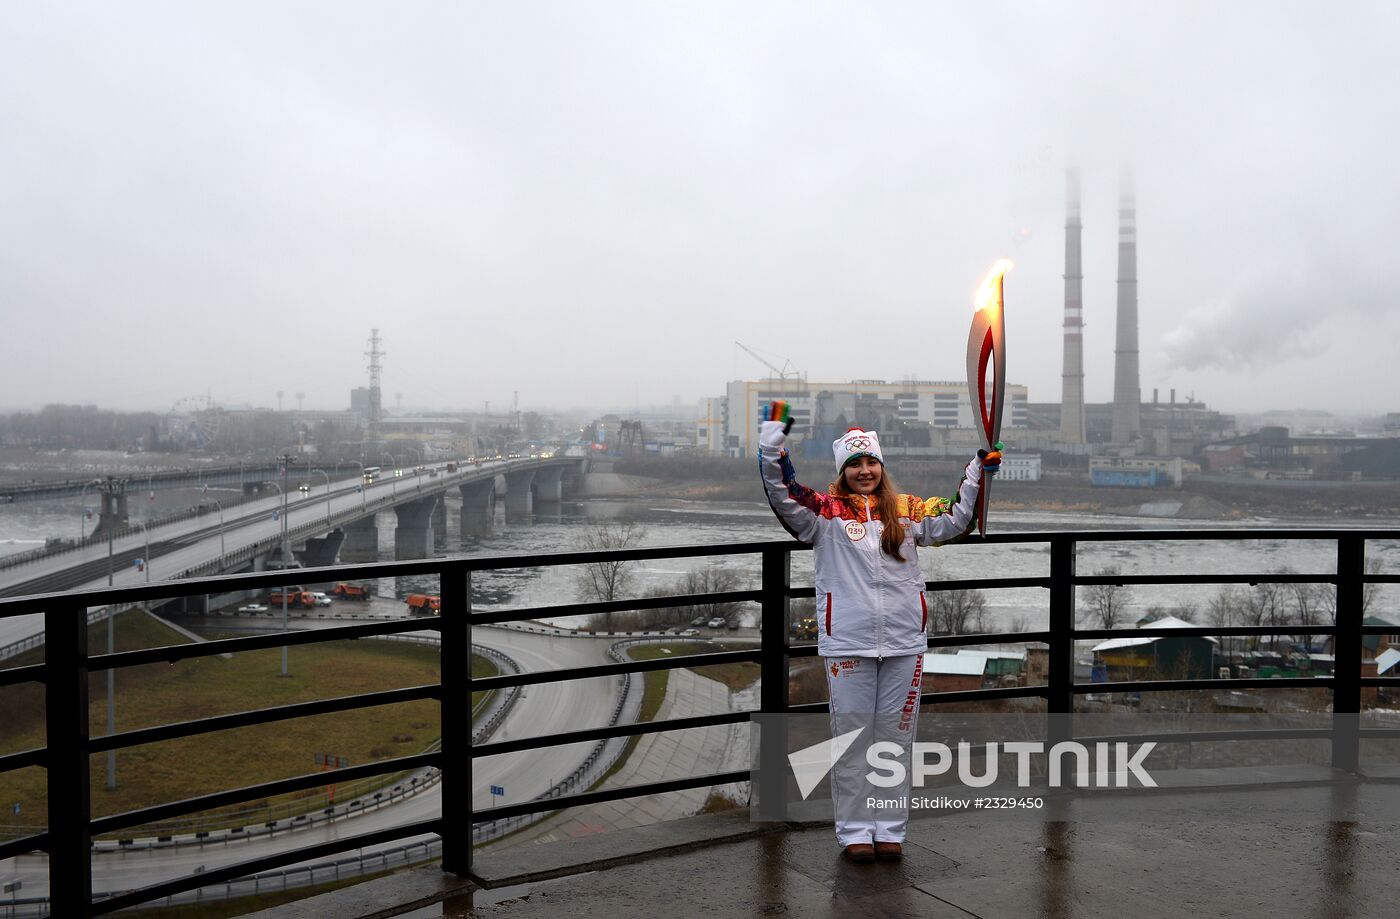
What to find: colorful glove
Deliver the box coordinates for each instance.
[759,401,793,451]
[762,400,795,434]
[977,442,1003,476]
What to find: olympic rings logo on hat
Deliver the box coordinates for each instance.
[843,435,871,451]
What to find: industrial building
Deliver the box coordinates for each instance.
[709,378,1029,458]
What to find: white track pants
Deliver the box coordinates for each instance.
[824,654,924,846]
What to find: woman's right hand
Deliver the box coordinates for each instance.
[759,420,788,451]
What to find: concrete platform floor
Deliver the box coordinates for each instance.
[254,780,1400,919]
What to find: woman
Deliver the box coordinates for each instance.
[758,403,999,862]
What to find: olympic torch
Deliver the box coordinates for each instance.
[965,259,1012,536]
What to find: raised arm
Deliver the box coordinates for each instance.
[907,449,1001,546]
[757,411,835,544]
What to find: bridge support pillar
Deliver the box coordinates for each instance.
[432,499,448,542]
[458,481,495,536]
[394,496,440,560]
[295,529,346,570]
[532,466,564,507]
[504,469,536,518]
[341,515,379,562]
[93,491,129,538]
[560,461,586,498]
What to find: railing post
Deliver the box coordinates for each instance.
[1332,535,1364,772]
[439,566,472,873]
[755,546,790,821]
[1047,536,1076,744]
[46,601,93,918]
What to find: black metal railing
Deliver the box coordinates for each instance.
[0,529,1397,916]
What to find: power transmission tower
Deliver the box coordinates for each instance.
[365,329,386,448]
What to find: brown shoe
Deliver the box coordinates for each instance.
[843,843,875,863]
[874,842,903,861]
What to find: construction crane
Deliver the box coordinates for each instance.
[734,341,805,384]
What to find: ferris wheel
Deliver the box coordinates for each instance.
[167,395,222,450]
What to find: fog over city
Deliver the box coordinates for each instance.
[2,1,1397,416]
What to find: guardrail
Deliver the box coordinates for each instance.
[0,529,1398,916]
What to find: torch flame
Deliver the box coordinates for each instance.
[973,258,1015,313]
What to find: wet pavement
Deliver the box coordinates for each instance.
[253,779,1400,919]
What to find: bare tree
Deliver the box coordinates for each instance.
[1242,576,1289,652]
[1081,566,1132,630]
[1208,585,1246,661]
[663,566,745,626]
[926,588,989,635]
[1314,558,1385,626]
[574,523,647,626]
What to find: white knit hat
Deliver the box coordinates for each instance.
[832,428,883,472]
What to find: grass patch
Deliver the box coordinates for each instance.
[0,608,491,837]
[115,867,397,918]
[628,641,760,692]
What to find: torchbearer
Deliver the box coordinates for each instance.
[756,390,999,861]
[966,259,1012,536]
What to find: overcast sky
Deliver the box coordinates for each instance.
[2,1,1397,418]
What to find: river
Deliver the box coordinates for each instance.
[3,492,1397,632]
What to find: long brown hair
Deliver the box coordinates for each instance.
[830,463,906,561]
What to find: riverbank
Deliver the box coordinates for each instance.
[607,457,1400,521]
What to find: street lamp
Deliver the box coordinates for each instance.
[268,469,292,678]
[382,452,398,497]
[100,475,126,792]
[79,479,100,542]
[312,469,332,525]
[214,500,227,568]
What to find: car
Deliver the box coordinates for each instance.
[707,617,727,629]
[678,628,700,637]
[308,591,332,607]
[237,603,268,613]
[727,619,741,630]
[690,615,710,627]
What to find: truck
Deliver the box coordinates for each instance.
[791,616,818,640]
[332,582,372,601]
[268,589,317,609]
[405,594,441,615]
[446,461,458,473]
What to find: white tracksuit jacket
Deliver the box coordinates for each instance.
[759,432,986,658]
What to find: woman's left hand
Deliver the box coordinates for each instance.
[977,444,1003,476]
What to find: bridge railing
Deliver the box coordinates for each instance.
[0,529,1397,916]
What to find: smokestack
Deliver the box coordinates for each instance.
[1059,167,1087,444]
[1111,173,1141,444]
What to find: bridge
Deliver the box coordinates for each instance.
[0,529,1397,916]
[0,454,586,652]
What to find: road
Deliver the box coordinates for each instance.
[0,622,624,900]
